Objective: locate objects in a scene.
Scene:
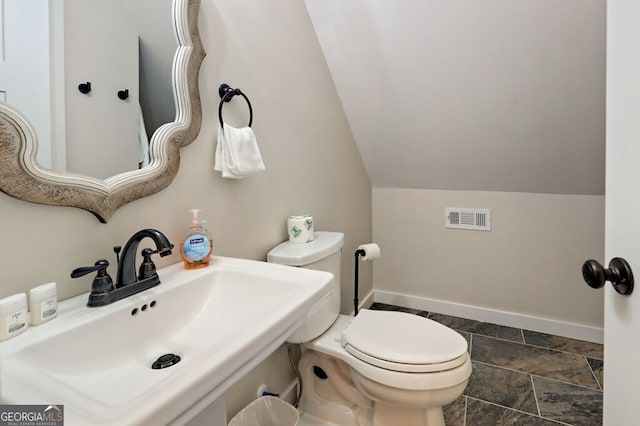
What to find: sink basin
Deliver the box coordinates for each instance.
[0,256,333,425]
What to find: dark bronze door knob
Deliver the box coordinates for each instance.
[582,257,634,295]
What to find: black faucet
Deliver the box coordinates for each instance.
[116,229,174,288]
[71,229,174,307]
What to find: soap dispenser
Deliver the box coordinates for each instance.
[180,209,213,270]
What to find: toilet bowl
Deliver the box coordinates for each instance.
[267,232,471,426]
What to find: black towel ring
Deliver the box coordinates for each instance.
[218,83,253,128]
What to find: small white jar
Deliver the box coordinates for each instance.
[29,282,57,326]
[0,293,28,341]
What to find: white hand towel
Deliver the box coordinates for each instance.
[215,124,266,179]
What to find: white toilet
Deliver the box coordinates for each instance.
[267,232,471,426]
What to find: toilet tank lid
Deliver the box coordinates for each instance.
[267,232,344,266]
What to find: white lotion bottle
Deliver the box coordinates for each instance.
[0,293,28,341]
[29,282,57,325]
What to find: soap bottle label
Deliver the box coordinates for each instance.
[41,298,57,320]
[183,234,211,262]
[7,309,26,335]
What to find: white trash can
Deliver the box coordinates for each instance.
[228,396,299,426]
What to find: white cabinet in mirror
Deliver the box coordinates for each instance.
[0,0,204,223]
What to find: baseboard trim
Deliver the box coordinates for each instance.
[374,290,603,344]
[279,378,299,405]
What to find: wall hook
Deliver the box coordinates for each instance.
[78,82,92,94]
[117,89,129,100]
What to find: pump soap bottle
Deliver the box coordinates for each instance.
[180,209,213,269]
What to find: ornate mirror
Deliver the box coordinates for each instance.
[0,0,204,222]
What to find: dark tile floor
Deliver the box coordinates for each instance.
[370,303,603,425]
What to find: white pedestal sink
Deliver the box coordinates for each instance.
[0,256,333,425]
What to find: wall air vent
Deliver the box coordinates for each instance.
[445,208,491,231]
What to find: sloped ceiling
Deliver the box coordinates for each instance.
[305,0,605,195]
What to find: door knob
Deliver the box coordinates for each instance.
[582,258,634,295]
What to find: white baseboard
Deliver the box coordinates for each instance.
[374,290,603,344]
[279,379,299,405]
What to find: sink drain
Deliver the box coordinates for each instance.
[152,353,181,369]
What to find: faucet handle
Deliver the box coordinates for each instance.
[138,248,159,280]
[71,259,114,294]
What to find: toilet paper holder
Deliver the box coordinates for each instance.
[354,243,380,316]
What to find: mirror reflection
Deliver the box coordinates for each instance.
[2,0,175,180]
[0,0,203,223]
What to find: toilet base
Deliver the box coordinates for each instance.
[298,350,468,426]
[298,412,343,426]
[298,406,444,426]
[371,402,444,426]
[298,352,372,425]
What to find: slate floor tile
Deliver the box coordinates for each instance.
[428,312,523,343]
[523,330,603,359]
[533,376,603,425]
[442,395,466,426]
[369,302,424,315]
[465,398,563,426]
[465,362,538,415]
[587,358,603,390]
[471,335,599,389]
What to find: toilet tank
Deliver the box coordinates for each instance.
[267,232,343,343]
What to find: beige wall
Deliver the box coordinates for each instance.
[0,0,371,418]
[373,188,604,329]
[307,0,605,195]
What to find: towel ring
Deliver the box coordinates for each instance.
[218,83,253,128]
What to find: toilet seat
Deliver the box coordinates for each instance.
[344,345,468,373]
[341,309,468,373]
[308,314,472,390]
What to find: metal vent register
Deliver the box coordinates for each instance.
[445,208,491,231]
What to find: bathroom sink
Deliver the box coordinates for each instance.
[0,256,333,425]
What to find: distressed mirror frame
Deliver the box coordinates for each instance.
[0,0,204,223]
